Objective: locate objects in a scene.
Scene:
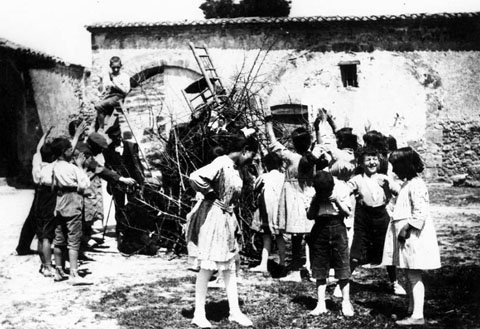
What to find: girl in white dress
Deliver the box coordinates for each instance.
[186,132,259,328]
[382,147,441,326]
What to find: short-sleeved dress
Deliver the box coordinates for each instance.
[382,177,441,270]
[185,155,243,271]
[270,141,314,234]
[251,169,285,235]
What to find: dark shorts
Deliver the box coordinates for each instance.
[34,186,57,240]
[54,213,83,251]
[350,204,390,265]
[308,216,350,281]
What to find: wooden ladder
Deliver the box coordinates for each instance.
[182,43,229,114]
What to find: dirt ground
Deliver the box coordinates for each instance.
[0,184,479,329]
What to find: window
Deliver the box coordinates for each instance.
[338,60,360,88]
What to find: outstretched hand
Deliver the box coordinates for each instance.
[119,177,137,186]
[74,121,88,138]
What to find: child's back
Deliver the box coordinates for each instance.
[307,171,354,317]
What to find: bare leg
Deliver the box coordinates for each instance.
[37,239,45,266]
[192,269,213,328]
[408,270,424,319]
[223,269,252,326]
[339,279,354,316]
[276,234,286,267]
[42,238,53,268]
[396,270,425,326]
[310,279,327,315]
[250,234,271,272]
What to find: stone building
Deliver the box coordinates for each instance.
[85,12,480,183]
[0,38,85,185]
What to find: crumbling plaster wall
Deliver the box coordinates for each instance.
[29,64,85,137]
[88,17,480,182]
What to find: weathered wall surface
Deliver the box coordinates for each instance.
[30,64,85,137]
[0,51,85,184]
[87,14,480,182]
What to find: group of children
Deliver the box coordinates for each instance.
[31,122,93,285]
[244,108,440,326]
[28,117,138,286]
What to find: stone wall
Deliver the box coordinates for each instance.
[441,121,480,179]
[86,14,480,183]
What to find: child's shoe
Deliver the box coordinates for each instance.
[279,270,301,282]
[341,300,354,317]
[228,312,253,327]
[309,305,328,316]
[68,270,93,286]
[249,265,268,272]
[54,267,68,282]
[392,281,407,295]
[191,316,212,328]
[42,266,55,278]
[395,317,425,326]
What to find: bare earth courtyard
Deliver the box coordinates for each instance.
[0,184,479,329]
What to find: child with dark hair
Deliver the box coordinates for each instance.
[31,127,56,276]
[250,152,286,273]
[265,117,319,282]
[362,130,389,174]
[307,171,354,317]
[347,146,406,295]
[50,137,92,285]
[186,131,259,328]
[383,147,440,326]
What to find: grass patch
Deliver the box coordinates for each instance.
[89,265,480,328]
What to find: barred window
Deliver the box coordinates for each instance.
[338,60,359,88]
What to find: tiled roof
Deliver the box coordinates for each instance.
[0,37,71,66]
[86,12,480,30]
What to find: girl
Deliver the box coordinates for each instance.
[383,147,441,326]
[265,115,317,281]
[250,152,286,273]
[186,131,259,328]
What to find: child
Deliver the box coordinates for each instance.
[348,146,405,294]
[185,132,258,328]
[265,115,317,281]
[50,137,92,285]
[250,152,286,273]
[32,127,56,277]
[382,147,441,326]
[307,171,354,317]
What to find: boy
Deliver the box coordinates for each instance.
[95,56,131,131]
[50,137,92,285]
[307,171,354,317]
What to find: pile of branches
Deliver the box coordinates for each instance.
[127,44,295,259]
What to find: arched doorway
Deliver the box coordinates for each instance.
[123,65,202,148]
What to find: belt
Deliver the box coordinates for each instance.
[212,199,234,215]
[315,215,344,225]
[56,186,78,194]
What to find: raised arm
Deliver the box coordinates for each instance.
[71,121,88,153]
[265,116,277,144]
[36,126,54,153]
